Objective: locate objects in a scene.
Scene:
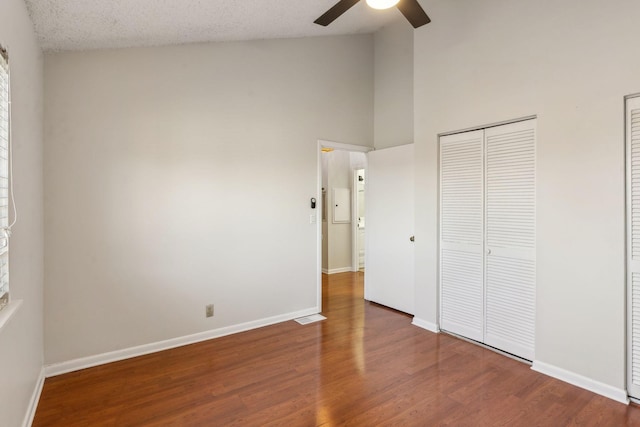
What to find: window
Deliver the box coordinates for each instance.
[0,47,9,311]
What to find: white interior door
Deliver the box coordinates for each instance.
[365,144,415,314]
[484,120,536,361]
[439,130,485,342]
[627,96,640,399]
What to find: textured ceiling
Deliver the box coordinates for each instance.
[24,0,405,51]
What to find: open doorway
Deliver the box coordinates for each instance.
[316,140,371,312]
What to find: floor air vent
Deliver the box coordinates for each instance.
[294,314,326,325]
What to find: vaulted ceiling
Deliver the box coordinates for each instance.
[25,0,402,51]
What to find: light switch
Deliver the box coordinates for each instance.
[310,214,317,224]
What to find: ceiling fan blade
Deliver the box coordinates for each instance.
[396,0,431,28]
[314,0,361,26]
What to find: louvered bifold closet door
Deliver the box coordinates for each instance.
[439,130,485,342]
[627,96,640,399]
[484,119,536,361]
[0,53,8,308]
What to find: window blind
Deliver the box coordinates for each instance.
[0,51,9,310]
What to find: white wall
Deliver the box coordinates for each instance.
[374,16,414,149]
[349,151,367,172]
[44,35,374,365]
[325,149,353,272]
[414,0,640,392]
[0,0,44,425]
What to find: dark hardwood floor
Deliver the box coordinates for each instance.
[34,272,640,426]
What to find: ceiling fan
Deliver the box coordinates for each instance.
[314,0,431,29]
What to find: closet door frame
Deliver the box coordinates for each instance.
[626,94,640,400]
[438,116,537,360]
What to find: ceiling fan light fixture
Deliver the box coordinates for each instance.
[366,0,400,10]
[314,0,430,28]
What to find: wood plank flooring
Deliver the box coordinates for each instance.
[34,272,640,426]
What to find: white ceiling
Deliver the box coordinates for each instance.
[24,0,404,51]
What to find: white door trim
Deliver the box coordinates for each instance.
[317,140,373,312]
[319,139,373,153]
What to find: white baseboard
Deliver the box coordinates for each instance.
[22,367,45,427]
[411,317,440,334]
[45,307,319,378]
[325,267,353,275]
[531,360,629,405]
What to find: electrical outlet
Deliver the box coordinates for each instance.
[206,304,214,318]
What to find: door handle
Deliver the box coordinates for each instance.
[486,249,491,255]
[410,236,415,242]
